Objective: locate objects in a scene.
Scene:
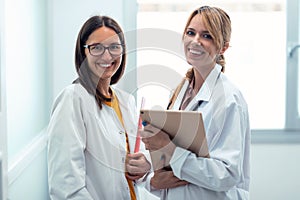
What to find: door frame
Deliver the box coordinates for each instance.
[0,0,8,198]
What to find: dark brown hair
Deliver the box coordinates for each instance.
[73,15,126,109]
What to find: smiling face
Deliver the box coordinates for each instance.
[84,26,122,83]
[183,14,220,73]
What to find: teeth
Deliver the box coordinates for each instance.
[99,63,111,67]
[189,49,203,55]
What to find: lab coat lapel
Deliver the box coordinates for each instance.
[114,89,137,154]
[172,80,189,110]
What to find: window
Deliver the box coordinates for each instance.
[137,0,300,132]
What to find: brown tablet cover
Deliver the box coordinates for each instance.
[140,109,209,170]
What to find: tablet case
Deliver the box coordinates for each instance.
[140,109,209,170]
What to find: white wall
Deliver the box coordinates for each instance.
[250,144,300,200]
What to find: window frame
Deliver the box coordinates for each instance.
[253,0,300,143]
[286,0,300,130]
[0,0,8,198]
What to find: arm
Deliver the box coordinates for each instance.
[141,103,249,192]
[47,89,94,200]
[140,125,189,190]
[170,103,249,191]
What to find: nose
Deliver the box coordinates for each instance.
[101,49,113,60]
[192,33,202,45]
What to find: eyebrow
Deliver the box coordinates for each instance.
[186,27,210,34]
[186,27,195,31]
[87,42,121,46]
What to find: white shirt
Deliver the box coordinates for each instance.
[47,83,146,200]
[148,64,251,200]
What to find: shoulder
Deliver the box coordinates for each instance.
[51,83,94,114]
[112,87,136,104]
[53,84,91,104]
[217,73,248,109]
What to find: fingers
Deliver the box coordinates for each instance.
[151,177,188,189]
[141,126,169,150]
[127,158,141,166]
[127,153,147,166]
[140,124,161,138]
[127,152,143,159]
[177,180,189,187]
[143,124,161,134]
[150,169,189,189]
[126,173,144,181]
[139,130,153,139]
[126,161,149,174]
[126,153,150,175]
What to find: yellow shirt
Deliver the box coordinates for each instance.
[103,91,137,200]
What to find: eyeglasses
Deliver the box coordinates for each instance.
[84,43,123,56]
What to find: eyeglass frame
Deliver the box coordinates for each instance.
[83,43,124,57]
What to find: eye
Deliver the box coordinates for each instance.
[109,44,121,50]
[186,30,196,36]
[202,33,213,40]
[92,44,104,51]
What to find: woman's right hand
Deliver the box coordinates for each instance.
[150,169,189,189]
[126,152,151,180]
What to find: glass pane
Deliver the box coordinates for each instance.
[137,0,286,129]
[5,0,49,162]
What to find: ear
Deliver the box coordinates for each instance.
[220,42,230,54]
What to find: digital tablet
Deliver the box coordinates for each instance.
[140,109,209,169]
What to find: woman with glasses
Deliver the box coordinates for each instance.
[47,15,150,200]
[141,6,250,200]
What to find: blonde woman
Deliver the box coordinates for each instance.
[141,6,250,200]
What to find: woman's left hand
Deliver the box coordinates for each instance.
[126,152,151,180]
[140,124,173,151]
[140,124,176,170]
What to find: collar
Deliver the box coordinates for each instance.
[182,64,221,110]
[195,64,222,102]
[172,64,222,110]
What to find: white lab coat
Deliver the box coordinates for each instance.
[47,83,145,200]
[147,64,250,200]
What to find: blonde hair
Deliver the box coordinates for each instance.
[183,6,231,74]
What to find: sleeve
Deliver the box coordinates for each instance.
[47,88,94,200]
[170,102,248,192]
[142,172,162,198]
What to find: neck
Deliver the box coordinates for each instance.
[193,63,214,93]
[97,79,112,98]
[192,71,204,94]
